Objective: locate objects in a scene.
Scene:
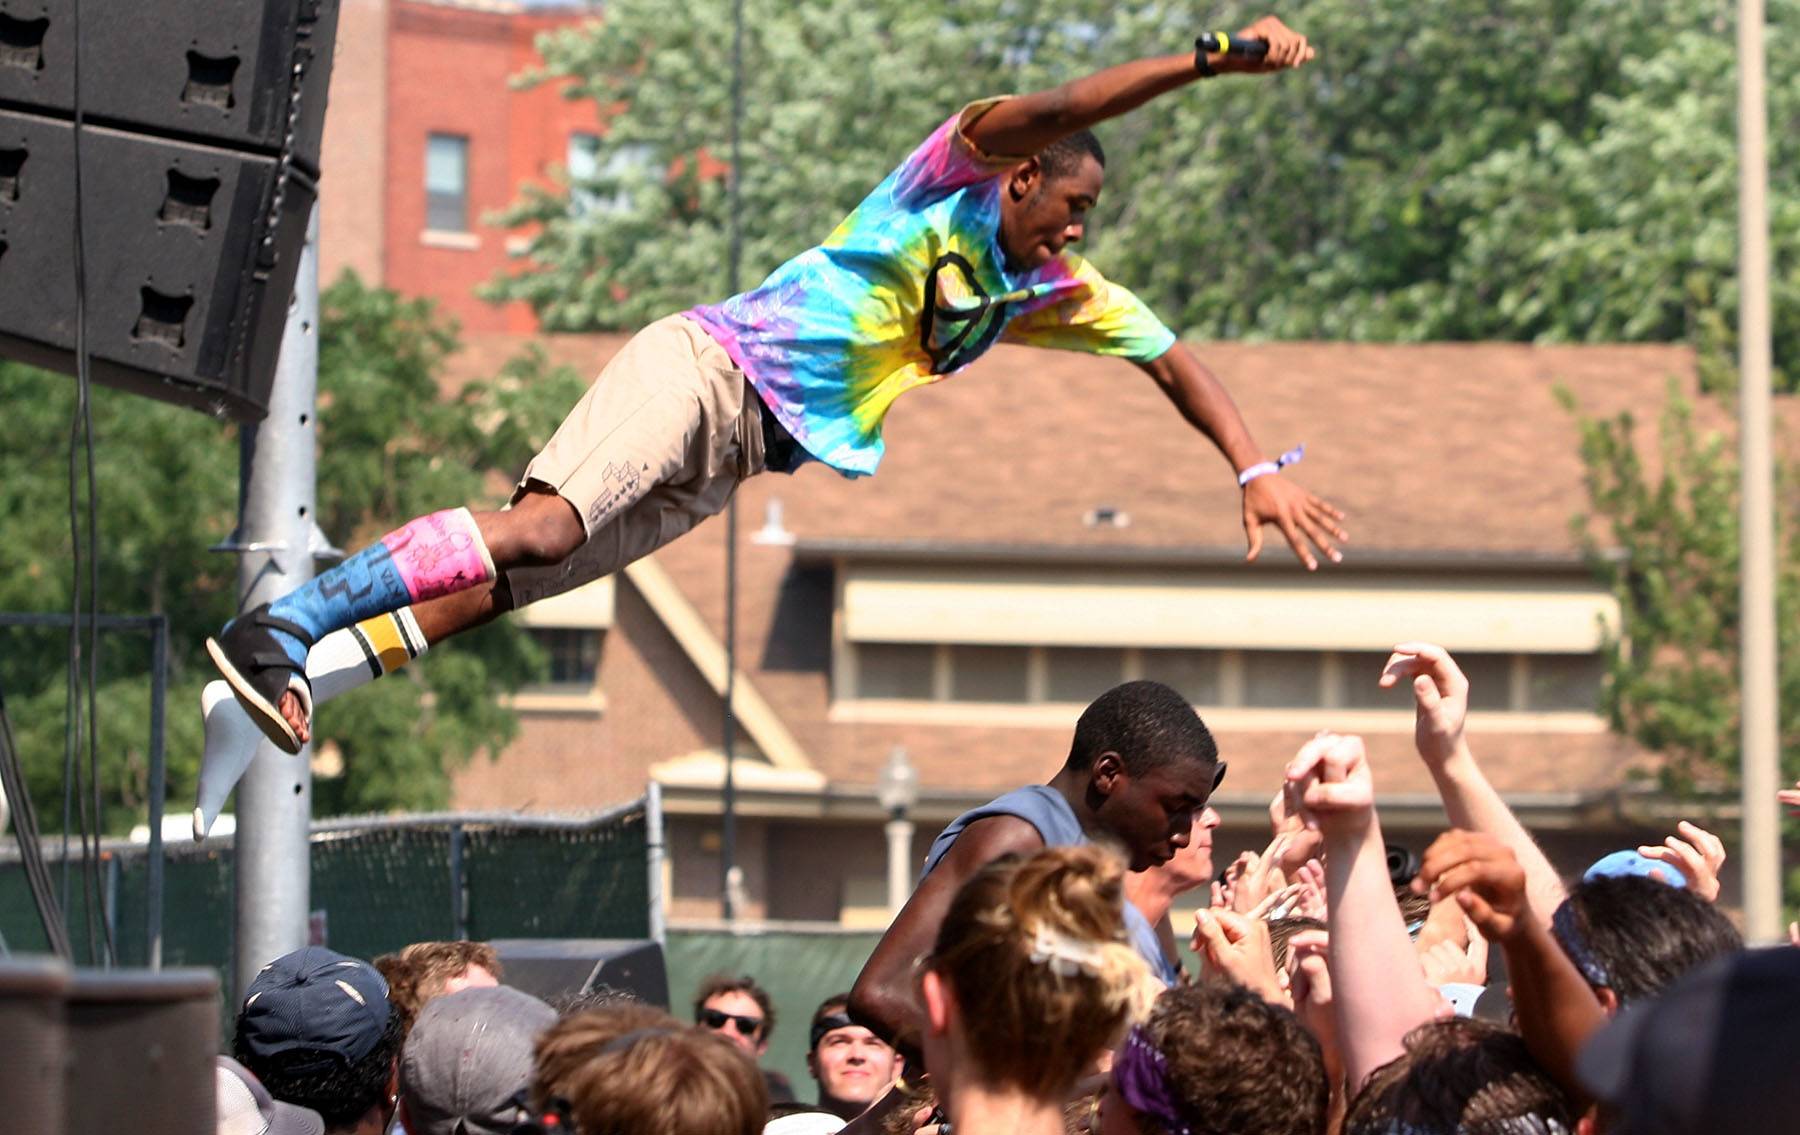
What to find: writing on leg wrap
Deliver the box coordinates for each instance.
[381,507,496,603]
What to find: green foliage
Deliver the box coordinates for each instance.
[0,272,584,834]
[484,0,1119,327]
[489,0,1800,391]
[1568,382,1800,907]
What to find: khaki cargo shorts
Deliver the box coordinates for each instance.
[504,313,767,609]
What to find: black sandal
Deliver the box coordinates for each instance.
[205,605,316,755]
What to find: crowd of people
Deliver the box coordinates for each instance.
[218,644,1797,1135]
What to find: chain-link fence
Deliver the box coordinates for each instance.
[0,797,662,993]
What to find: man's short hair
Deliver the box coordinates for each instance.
[1067,680,1217,777]
[1344,1018,1573,1135]
[1039,129,1106,180]
[1551,876,1742,1007]
[694,973,777,1039]
[373,940,502,1037]
[1137,983,1329,1135]
[534,1005,767,1135]
[234,947,400,1131]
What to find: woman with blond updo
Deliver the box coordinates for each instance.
[918,844,1160,1135]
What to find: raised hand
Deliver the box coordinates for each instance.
[1193,907,1289,1007]
[1416,830,1531,945]
[1378,643,1470,766]
[1284,733,1374,839]
[1635,820,1727,902]
[1779,779,1800,814]
[1419,934,1489,988]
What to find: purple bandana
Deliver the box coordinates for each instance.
[1113,1026,1191,1135]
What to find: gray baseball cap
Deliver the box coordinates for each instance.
[216,1056,325,1135]
[399,985,557,1135]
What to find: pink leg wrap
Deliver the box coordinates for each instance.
[381,507,496,603]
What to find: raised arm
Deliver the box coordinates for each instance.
[964,16,1314,158]
[1418,830,1606,1104]
[1141,343,1346,570]
[1379,644,1568,922]
[848,815,1044,1055]
[1286,733,1444,1092]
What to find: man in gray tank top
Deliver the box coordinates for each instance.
[851,680,1225,1052]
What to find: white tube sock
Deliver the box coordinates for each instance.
[194,608,429,839]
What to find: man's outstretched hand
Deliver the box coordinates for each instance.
[1211,16,1316,73]
[1244,475,1347,571]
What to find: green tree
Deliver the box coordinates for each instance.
[484,0,1118,328]
[490,0,1800,391]
[1567,384,1800,906]
[0,272,587,832]
[1566,384,1800,792]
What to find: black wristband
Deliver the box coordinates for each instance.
[1193,37,1216,77]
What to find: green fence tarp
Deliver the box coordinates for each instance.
[665,928,886,1103]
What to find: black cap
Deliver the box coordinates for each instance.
[1576,946,1800,1135]
[237,947,391,1072]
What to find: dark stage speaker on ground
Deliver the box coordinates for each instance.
[492,939,671,1010]
[0,0,339,421]
[64,968,219,1135]
[0,958,70,1135]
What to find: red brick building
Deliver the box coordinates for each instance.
[320,0,604,334]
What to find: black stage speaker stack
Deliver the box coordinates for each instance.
[0,959,220,1135]
[0,0,340,421]
[492,938,673,1009]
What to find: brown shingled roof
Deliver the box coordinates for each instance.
[775,341,1700,557]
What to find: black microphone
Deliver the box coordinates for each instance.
[1195,32,1270,58]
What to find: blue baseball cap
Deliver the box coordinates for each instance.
[237,947,391,1072]
[1583,850,1686,888]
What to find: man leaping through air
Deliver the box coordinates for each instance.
[202,16,1342,781]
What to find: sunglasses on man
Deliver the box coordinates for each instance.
[699,1007,764,1037]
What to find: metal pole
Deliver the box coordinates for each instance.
[449,823,468,941]
[146,615,167,969]
[1735,0,1781,943]
[232,203,321,995]
[720,0,746,924]
[884,813,914,917]
[646,784,667,945]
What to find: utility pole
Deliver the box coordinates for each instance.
[230,204,321,994]
[1735,0,1781,942]
[720,0,746,923]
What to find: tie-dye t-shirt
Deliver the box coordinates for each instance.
[686,98,1177,477]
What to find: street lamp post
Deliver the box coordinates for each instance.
[876,746,920,917]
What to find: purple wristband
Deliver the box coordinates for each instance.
[1237,443,1305,487]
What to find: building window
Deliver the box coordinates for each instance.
[857,642,936,700]
[1044,647,1127,704]
[1242,650,1322,709]
[844,642,1603,715]
[527,627,600,691]
[949,645,1029,703]
[567,133,654,216]
[425,133,470,233]
[1525,653,1605,713]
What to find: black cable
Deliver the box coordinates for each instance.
[0,673,73,959]
[65,0,111,967]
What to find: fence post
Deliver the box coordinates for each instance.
[646,787,666,945]
[146,615,167,970]
[449,823,468,941]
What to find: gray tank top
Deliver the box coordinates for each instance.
[918,784,1179,985]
